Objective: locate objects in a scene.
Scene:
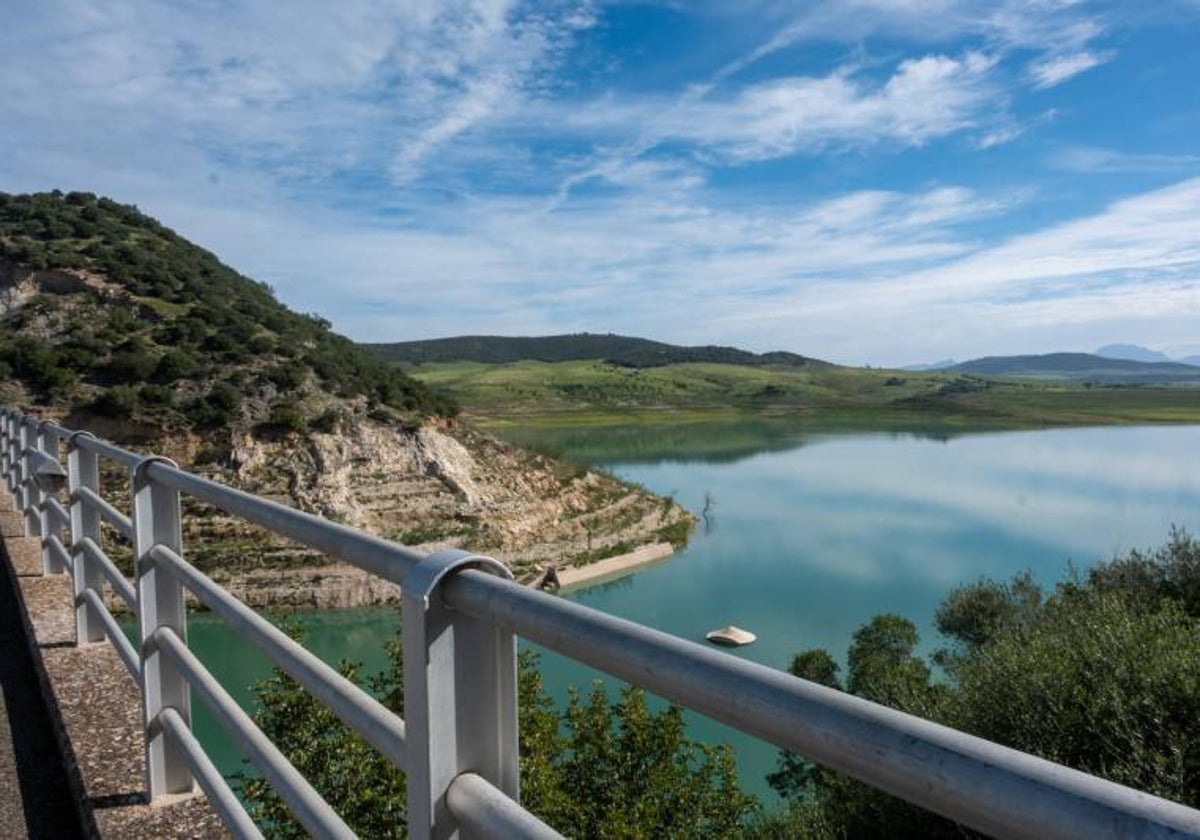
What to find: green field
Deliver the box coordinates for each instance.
[409,359,1200,429]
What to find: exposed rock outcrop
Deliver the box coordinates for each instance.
[174,409,694,605]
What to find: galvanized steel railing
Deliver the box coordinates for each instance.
[3,407,1200,839]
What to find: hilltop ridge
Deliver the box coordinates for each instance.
[945,352,1200,384]
[366,333,828,369]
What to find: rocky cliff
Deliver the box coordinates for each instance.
[180,408,693,606]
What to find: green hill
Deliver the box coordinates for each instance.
[0,190,454,432]
[365,333,827,369]
[410,359,1200,429]
[947,353,1200,384]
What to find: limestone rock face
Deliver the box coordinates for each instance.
[179,411,694,602]
[0,258,121,318]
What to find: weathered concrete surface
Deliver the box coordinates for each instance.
[0,510,85,838]
[1,509,227,837]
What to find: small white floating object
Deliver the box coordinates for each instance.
[706,625,756,647]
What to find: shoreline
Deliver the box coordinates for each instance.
[540,541,676,593]
[104,540,682,615]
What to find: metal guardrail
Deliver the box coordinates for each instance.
[2,407,1199,839]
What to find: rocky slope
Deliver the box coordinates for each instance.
[180,408,692,607]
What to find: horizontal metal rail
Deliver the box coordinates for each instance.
[46,534,72,572]
[152,626,355,838]
[45,496,71,529]
[76,486,133,541]
[150,545,408,768]
[58,426,144,471]
[446,773,562,839]
[78,537,136,611]
[158,707,263,840]
[143,461,422,584]
[81,590,140,679]
[444,570,1200,839]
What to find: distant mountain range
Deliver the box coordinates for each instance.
[1094,343,1174,364]
[944,353,1200,384]
[1095,343,1200,367]
[902,358,957,371]
[366,333,828,369]
[900,344,1200,384]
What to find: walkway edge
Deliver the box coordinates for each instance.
[1,513,227,837]
[1,526,98,837]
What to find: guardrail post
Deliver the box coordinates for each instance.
[4,411,17,500]
[9,411,22,501]
[0,410,11,495]
[132,456,193,798]
[38,423,67,575]
[20,417,41,540]
[69,432,104,643]
[402,550,519,840]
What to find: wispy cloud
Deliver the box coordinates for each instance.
[546,50,1006,206]
[1028,50,1114,88]
[1051,146,1200,174]
[601,53,1002,162]
[0,0,596,189]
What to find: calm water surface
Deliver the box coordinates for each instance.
[179,423,1200,805]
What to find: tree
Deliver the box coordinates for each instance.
[761,532,1200,837]
[241,631,758,836]
[240,658,406,838]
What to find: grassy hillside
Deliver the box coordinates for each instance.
[0,191,454,432]
[366,332,825,369]
[947,353,1200,384]
[411,359,1200,428]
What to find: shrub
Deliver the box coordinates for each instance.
[90,386,139,418]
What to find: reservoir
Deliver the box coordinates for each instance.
[179,423,1200,804]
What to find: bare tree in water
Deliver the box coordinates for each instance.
[702,491,716,535]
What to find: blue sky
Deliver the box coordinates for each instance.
[2,1,1199,365]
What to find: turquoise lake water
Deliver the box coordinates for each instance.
[175,423,1200,806]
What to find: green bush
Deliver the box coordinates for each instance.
[152,349,200,383]
[241,642,757,838]
[262,400,306,434]
[90,385,139,418]
[102,346,159,383]
[763,532,1200,836]
[137,384,176,408]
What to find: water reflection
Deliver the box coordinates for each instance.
[496,417,984,465]
[517,423,1200,803]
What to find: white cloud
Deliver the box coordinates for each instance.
[560,52,1003,167]
[1051,146,1200,174]
[0,0,595,188]
[1028,49,1113,88]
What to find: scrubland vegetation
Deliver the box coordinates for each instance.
[0,190,454,430]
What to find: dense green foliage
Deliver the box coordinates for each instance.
[946,353,1200,384]
[0,190,454,423]
[242,641,756,837]
[761,530,1200,836]
[366,332,825,369]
